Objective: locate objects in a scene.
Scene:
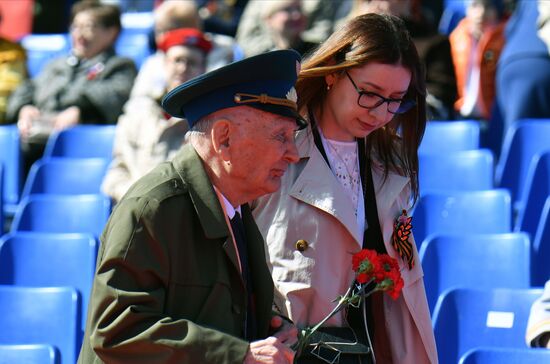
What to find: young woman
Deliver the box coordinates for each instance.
[252,13,437,363]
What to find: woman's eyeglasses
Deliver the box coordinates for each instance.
[345,71,415,114]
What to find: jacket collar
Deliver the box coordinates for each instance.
[290,128,410,244]
[172,144,229,240]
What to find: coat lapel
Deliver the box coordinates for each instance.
[172,145,241,275]
[289,129,363,244]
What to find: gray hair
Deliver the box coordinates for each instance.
[185,115,222,144]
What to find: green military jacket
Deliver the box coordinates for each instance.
[78,144,275,363]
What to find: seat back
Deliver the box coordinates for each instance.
[120,11,154,32]
[20,33,70,78]
[0,164,3,234]
[459,347,550,364]
[115,30,152,69]
[21,157,109,199]
[0,232,98,331]
[0,344,58,364]
[0,125,22,216]
[412,189,512,246]
[495,119,550,216]
[43,125,116,159]
[515,151,550,238]
[0,286,80,364]
[419,149,494,194]
[419,233,531,314]
[419,120,480,154]
[10,194,111,237]
[531,196,550,286]
[432,287,543,364]
[438,0,467,35]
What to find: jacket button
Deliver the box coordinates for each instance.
[295,239,308,252]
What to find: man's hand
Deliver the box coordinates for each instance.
[269,315,298,346]
[17,105,41,138]
[243,336,294,364]
[54,106,80,130]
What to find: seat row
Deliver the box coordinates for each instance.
[432,286,550,364]
[0,231,98,364]
[0,124,115,224]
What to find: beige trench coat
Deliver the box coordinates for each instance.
[252,128,438,363]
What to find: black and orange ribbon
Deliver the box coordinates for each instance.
[392,209,414,270]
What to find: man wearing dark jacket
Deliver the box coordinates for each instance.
[78,49,305,364]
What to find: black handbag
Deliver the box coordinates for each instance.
[296,326,374,364]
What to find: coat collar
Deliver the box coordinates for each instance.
[290,128,410,244]
[172,144,229,240]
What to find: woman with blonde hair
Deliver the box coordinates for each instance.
[252,13,437,363]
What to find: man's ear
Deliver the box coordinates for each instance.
[211,119,232,161]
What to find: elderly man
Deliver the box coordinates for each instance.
[79,49,305,364]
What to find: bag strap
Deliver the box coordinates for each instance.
[310,116,386,254]
[358,138,387,254]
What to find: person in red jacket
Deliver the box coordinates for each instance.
[450,0,508,121]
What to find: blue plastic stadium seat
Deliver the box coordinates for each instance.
[0,232,98,333]
[439,0,467,35]
[20,33,70,78]
[10,194,111,237]
[0,344,58,364]
[419,120,480,154]
[0,165,3,234]
[120,11,154,32]
[459,347,550,364]
[419,233,531,314]
[0,125,23,217]
[43,125,116,160]
[495,119,550,217]
[531,196,550,286]
[419,149,494,194]
[515,151,550,239]
[0,286,80,364]
[115,30,152,69]
[432,287,543,364]
[21,157,109,199]
[411,189,512,247]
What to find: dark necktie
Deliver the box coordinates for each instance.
[229,212,257,341]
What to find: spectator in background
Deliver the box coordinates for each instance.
[489,0,550,153]
[196,0,248,37]
[234,0,316,57]
[450,0,507,123]
[131,0,237,100]
[350,0,458,120]
[6,0,136,174]
[236,0,346,58]
[539,0,550,50]
[0,9,27,124]
[102,28,211,204]
[526,280,550,348]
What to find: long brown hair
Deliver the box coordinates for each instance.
[296,13,426,203]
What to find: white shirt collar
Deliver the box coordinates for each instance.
[213,185,241,218]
